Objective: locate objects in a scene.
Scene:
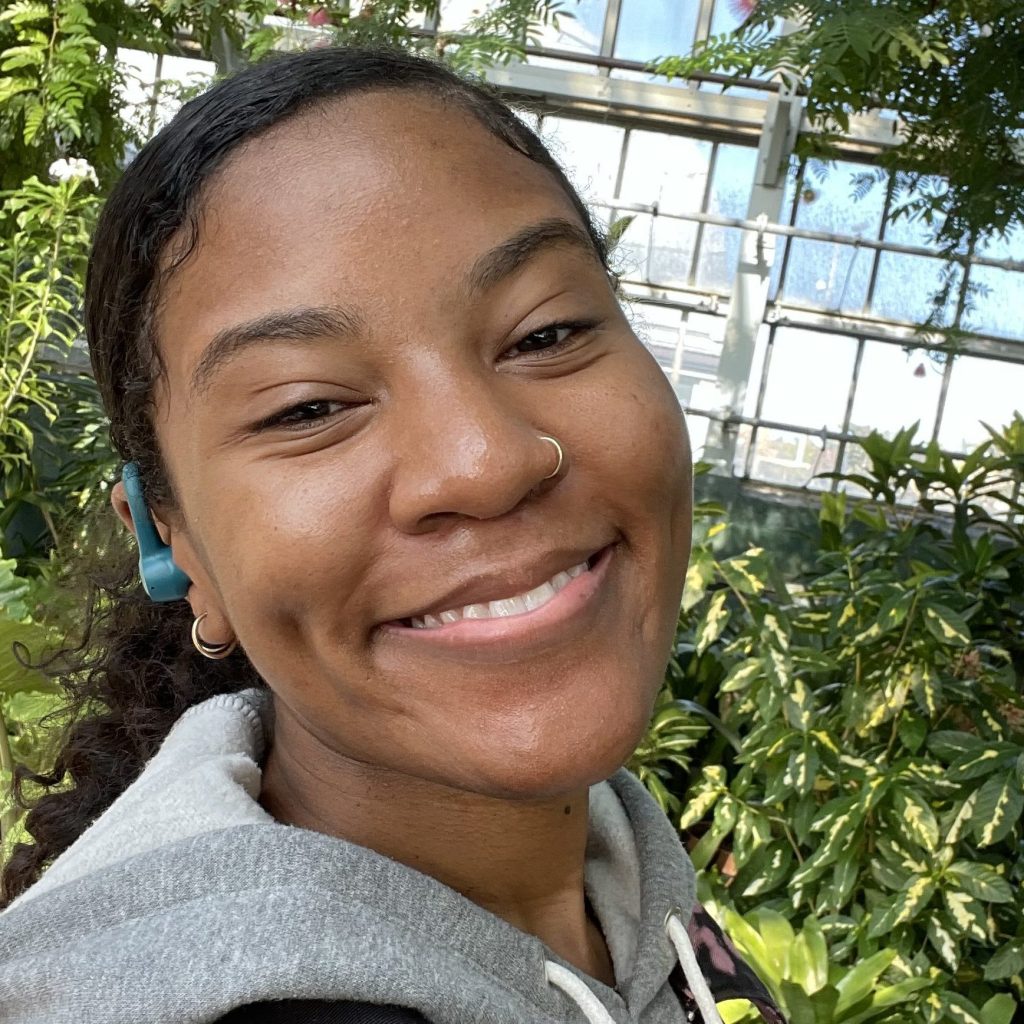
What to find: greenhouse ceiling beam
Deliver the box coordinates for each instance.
[594,201,1024,273]
[482,63,900,153]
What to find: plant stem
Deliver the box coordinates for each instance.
[0,701,17,846]
[0,198,66,437]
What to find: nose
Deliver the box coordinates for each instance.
[386,375,561,534]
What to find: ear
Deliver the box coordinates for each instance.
[110,479,172,546]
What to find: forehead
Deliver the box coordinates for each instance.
[154,90,585,383]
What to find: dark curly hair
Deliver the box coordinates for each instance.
[0,44,612,909]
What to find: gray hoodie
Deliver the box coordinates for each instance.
[0,688,776,1024]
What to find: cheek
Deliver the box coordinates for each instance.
[193,461,380,668]
[595,348,692,531]
[591,350,693,629]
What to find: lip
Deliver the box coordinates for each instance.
[379,542,618,654]
[384,541,616,624]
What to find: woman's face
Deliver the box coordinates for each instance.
[145,91,693,799]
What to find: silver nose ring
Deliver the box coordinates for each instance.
[538,435,564,480]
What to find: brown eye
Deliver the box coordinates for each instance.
[257,399,355,432]
[505,319,598,359]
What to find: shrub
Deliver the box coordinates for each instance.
[650,421,1024,1023]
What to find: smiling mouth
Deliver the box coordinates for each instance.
[391,544,614,630]
[398,550,604,630]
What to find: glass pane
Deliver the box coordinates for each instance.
[613,0,701,62]
[883,176,950,250]
[759,327,858,431]
[696,144,758,291]
[871,253,961,326]
[679,311,728,407]
[539,117,625,205]
[781,161,887,312]
[529,0,608,53]
[749,428,841,488]
[617,130,712,207]
[976,222,1024,261]
[840,444,915,503]
[632,302,684,377]
[733,423,754,476]
[782,240,876,312]
[938,356,1024,452]
[710,0,760,35]
[793,161,888,236]
[613,214,700,287]
[849,343,944,439]
[962,266,1024,340]
[685,412,711,461]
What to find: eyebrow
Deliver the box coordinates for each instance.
[189,305,365,397]
[463,216,603,296]
[188,217,604,399]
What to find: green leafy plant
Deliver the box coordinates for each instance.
[0,170,110,559]
[637,421,1024,1022]
[653,1,1024,253]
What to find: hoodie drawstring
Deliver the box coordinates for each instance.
[543,910,725,1024]
[546,961,619,1024]
[665,910,725,1024]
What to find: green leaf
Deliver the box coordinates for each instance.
[737,842,793,898]
[928,730,986,762]
[945,861,1014,903]
[971,770,1024,847]
[926,913,960,972]
[979,994,1018,1024]
[695,589,730,655]
[866,874,936,937]
[922,603,971,647]
[947,746,1015,782]
[833,949,898,1016]
[942,889,989,942]
[746,908,794,979]
[720,657,762,693]
[983,940,1024,982]
[892,788,939,851]
[787,916,828,994]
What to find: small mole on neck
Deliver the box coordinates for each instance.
[563,805,571,815]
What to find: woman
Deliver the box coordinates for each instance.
[0,46,784,1024]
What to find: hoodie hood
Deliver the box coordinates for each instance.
[0,687,732,1024]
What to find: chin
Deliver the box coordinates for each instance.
[450,700,655,802]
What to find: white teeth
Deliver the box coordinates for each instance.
[406,558,591,630]
[523,581,556,611]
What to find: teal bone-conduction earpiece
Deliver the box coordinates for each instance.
[121,461,191,601]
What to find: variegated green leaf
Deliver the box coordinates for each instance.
[971,770,1023,848]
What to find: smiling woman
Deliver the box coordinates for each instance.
[0,47,784,1024]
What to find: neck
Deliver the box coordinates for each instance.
[258,702,615,986]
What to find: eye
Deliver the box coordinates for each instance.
[504,319,599,360]
[254,399,356,433]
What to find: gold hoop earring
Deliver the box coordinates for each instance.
[191,613,238,660]
[538,435,564,480]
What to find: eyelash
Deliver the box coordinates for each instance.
[256,318,598,433]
